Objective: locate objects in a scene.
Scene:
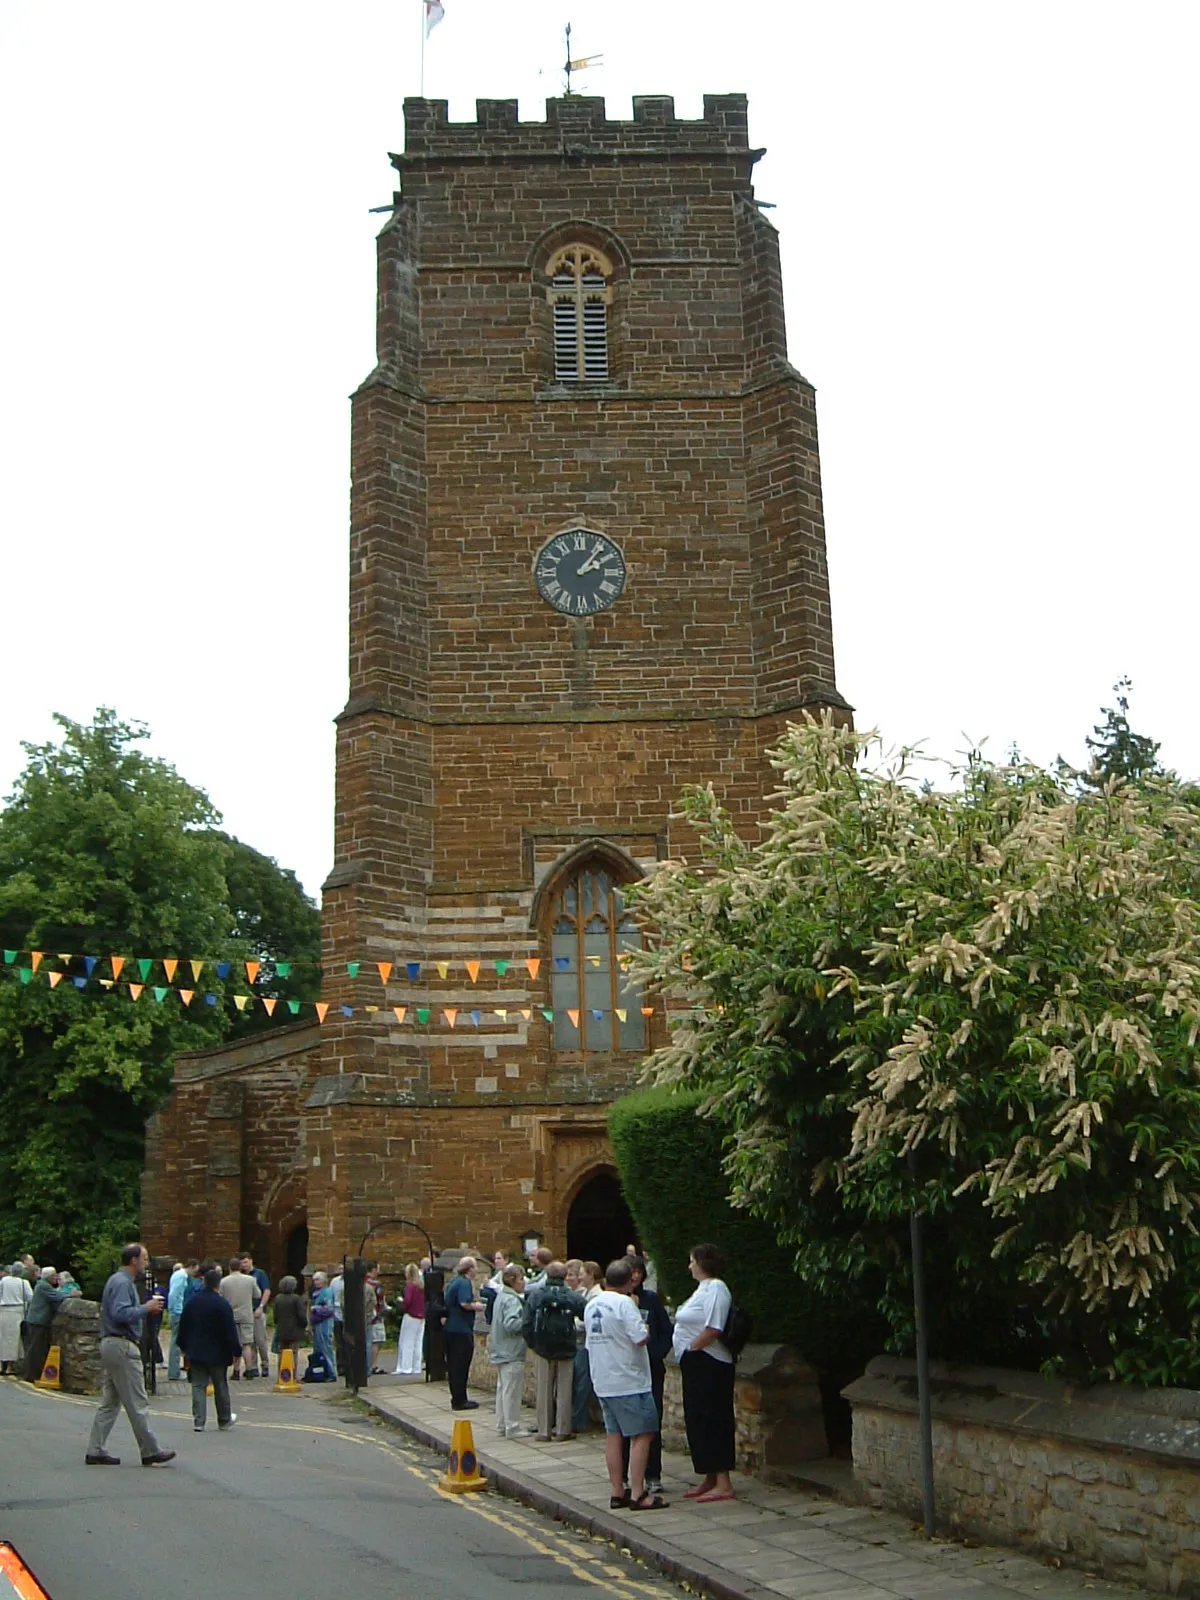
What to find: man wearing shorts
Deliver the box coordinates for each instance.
[218,1256,260,1377]
[584,1258,666,1511]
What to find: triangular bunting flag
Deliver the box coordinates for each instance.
[617,953,630,970]
[31,952,43,972]
[494,960,509,976]
[204,993,218,1006]
[73,977,87,990]
[57,953,71,965]
[616,1009,627,1023]
[314,1002,329,1023]
[18,969,32,985]
[406,962,421,980]
[163,959,178,982]
[365,1005,379,1014]
[216,961,232,980]
[275,962,291,978]
[262,997,277,1016]
[190,960,204,982]
[393,1006,407,1024]
[48,972,63,989]
[111,956,125,981]
[179,989,194,1007]
[587,955,602,968]
[153,987,167,1003]
[495,1008,508,1021]
[541,1008,553,1022]
[525,958,540,979]
[287,1000,301,1015]
[465,960,480,983]
[137,958,153,982]
[591,1008,603,1021]
[377,962,393,985]
[443,1008,458,1028]
[346,962,360,978]
[233,994,249,1011]
[520,1009,532,1021]
[417,1007,431,1025]
[470,1009,481,1027]
[341,1006,353,1018]
[2,951,16,965]
[246,961,261,985]
[641,1006,654,1016]
[436,961,449,980]
[84,956,98,977]
[554,957,570,971]
[566,1009,580,1029]
[100,978,113,989]
[129,984,144,1002]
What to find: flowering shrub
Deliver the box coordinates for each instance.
[630,718,1200,1381]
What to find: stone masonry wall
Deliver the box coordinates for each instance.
[845,1356,1200,1597]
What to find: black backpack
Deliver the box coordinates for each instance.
[527,1285,579,1361]
[721,1299,753,1359]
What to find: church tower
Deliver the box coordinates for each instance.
[308,92,848,1267]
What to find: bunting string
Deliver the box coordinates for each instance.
[0,952,636,983]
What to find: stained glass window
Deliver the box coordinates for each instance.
[548,861,644,1053]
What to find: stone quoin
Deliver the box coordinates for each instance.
[142,91,848,1277]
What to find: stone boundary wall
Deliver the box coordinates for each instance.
[844,1356,1200,1597]
[468,1336,826,1475]
[52,1298,102,1394]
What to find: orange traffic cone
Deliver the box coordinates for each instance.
[0,1540,53,1599]
[439,1418,488,1493]
[274,1348,302,1394]
[35,1347,61,1391]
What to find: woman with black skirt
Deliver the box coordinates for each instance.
[672,1242,735,1502]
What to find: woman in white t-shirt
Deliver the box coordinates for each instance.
[671,1242,735,1502]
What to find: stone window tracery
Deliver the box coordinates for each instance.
[546,858,645,1053]
[546,244,613,382]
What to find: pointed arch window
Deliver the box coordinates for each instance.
[547,859,645,1053]
[547,244,613,382]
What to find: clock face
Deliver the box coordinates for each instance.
[533,529,627,616]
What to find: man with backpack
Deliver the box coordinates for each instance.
[523,1260,584,1441]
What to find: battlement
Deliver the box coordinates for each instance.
[398,93,751,162]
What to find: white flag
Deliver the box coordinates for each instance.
[425,0,444,36]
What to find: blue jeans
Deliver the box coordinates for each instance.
[313,1318,337,1378]
[572,1347,593,1433]
[167,1319,182,1380]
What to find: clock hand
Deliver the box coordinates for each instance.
[577,541,606,574]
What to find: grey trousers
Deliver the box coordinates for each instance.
[251,1313,269,1376]
[534,1354,574,1440]
[188,1363,232,1428]
[494,1359,525,1436]
[88,1337,161,1458]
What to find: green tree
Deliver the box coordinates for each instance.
[0,710,319,1265]
[1085,677,1161,784]
[630,717,1200,1383]
[216,833,321,1035]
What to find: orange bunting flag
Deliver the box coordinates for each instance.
[520,1009,532,1021]
[641,1006,654,1016]
[163,959,178,982]
[190,960,204,982]
[48,972,63,989]
[393,1006,407,1024]
[179,990,194,1007]
[314,1002,329,1023]
[443,1008,458,1028]
[616,1008,627,1023]
[233,994,249,1011]
[129,984,144,1001]
[567,1009,580,1029]
[246,961,261,986]
[111,956,125,981]
[262,997,277,1016]
[31,953,43,972]
[525,958,541,979]
[436,961,449,980]
[377,962,393,985]
[465,960,480,983]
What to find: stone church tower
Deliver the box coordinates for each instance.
[143,92,847,1280]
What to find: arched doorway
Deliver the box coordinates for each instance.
[286,1223,309,1286]
[566,1170,638,1269]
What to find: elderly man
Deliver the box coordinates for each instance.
[22,1267,80,1382]
[443,1256,485,1411]
[86,1242,175,1467]
[524,1261,585,1442]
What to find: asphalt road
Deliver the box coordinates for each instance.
[0,1377,690,1600]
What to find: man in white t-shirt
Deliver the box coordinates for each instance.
[584,1258,666,1511]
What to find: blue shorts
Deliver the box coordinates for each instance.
[599,1392,659,1438]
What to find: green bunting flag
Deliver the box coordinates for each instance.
[138,959,153,982]
[18,968,32,985]
[153,986,168,1003]
[3,951,15,965]
[346,961,360,978]
[276,962,292,978]
[287,999,300,1015]
[494,960,509,976]
[417,1007,430,1025]
[541,1008,553,1022]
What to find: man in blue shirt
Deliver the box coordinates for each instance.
[166,1260,198,1381]
[442,1256,484,1410]
[85,1243,176,1467]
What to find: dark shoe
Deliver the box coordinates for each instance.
[141,1450,177,1467]
[451,1400,479,1410]
[628,1492,668,1511]
[610,1490,631,1509]
[85,1452,121,1466]
[243,1369,259,1380]
[230,1371,240,1380]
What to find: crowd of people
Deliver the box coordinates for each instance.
[0,1257,82,1381]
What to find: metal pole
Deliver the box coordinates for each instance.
[908,1150,935,1537]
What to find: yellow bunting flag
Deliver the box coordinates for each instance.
[163,959,178,982]
[233,994,249,1011]
[377,962,393,985]
[246,961,261,986]
[616,1008,627,1023]
[179,990,194,1007]
[436,961,449,980]
[641,1006,654,1016]
[393,1006,407,1024]
[48,972,63,989]
[31,953,43,972]
[314,1002,329,1023]
[525,958,541,979]
[444,1008,458,1028]
[495,1008,507,1021]
[262,997,277,1016]
[129,984,144,1001]
[58,953,71,964]
[465,960,480,983]
[365,1005,379,1013]
[586,955,602,967]
[190,960,204,982]
[567,1009,579,1029]
[99,979,113,989]
[111,956,126,981]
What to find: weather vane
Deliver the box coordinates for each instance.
[563,22,602,96]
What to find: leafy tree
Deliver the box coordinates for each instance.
[1085,677,1161,784]
[0,710,319,1265]
[630,717,1200,1383]
[215,833,321,1035]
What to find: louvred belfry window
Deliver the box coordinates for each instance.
[548,861,645,1053]
[547,245,613,382]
